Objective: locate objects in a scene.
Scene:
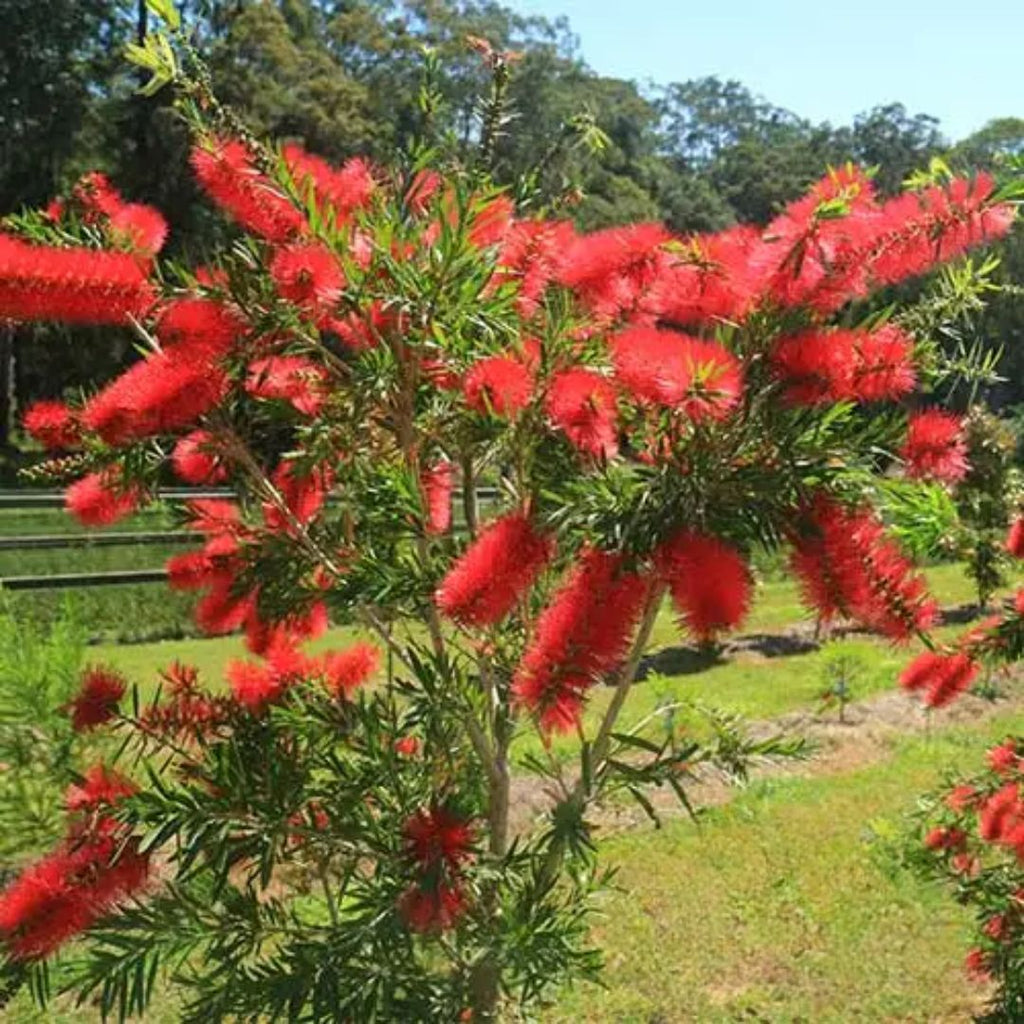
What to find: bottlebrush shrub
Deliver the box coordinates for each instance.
[908,734,1024,1022]
[1,20,1021,1022]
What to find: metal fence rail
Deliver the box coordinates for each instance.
[0,487,498,591]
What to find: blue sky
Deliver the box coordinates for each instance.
[508,0,1023,141]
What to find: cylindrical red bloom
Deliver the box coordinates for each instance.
[987,739,1021,776]
[494,219,575,318]
[964,948,991,982]
[282,145,376,221]
[545,368,619,459]
[902,410,968,483]
[1006,518,1024,559]
[403,807,474,871]
[318,642,380,699]
[611,327,742,421]
[0,831,149,961]
[262,461,333,533]
[65,471,141,527]
[0,234,156,326]
[65,765,137,813]
[107,203,169,257]
[789,496,936,640]
[22,400,80,450]
[849,324,917,402]
[899,650,979,708]
[156,297,245,356]
[770,330,857,406]
[420,459,453,536]
[923,826,967,852]
[978,783,1023,845]
[68,666,126,731]
[655,529,752,641]
[172,430,228,485]
[191,138,304,243]
[462,355,534,417]
[436,510,554,627]
[398,881,467,933]
[512,548,649,732]
[246,355,328,417]
[270,242,344,315]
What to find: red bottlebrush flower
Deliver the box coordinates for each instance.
[82,343,229,446]
[246,355,328,417]
[952,852,981,877]
[226,657,287,713]
[65,471,141,527]
[650,226,759,327]
[850,324,917,402]
[66,765,137,813]
[282,145,376,220]
[244,601,329,656]
[270,243,344,315]
[468,195,514,249]
[398,881,466,933]
[545,368,619,459]
[187,498,243,537]
[988,739,1021,776]
[107,203,169,257]
[655,530,752,641]
[394,735,419,757]
[406,169,442,216]
[770,330,857,406]
[72,172,123,219]
[902,410,968,483]
[403,807,474,870]
[979,783,1024,844]
[319,642,380,699]
[558,222,674,321]
[1006,518,1024,559]
[421,459,453,535]
[436,511,554,627]
[421,356,460,391]
[68,666,126,731]
[964,948,991,982]
[0,833,149,961]
[984,914,1009,942]
[262,461,333,532]
[789,497,936,639]
[156,297,244,357]
[946,785,978,812]
[495,219,574,318]
[22,400,79,450]
[512,548,649,732]
[142,663,230,738]
[463,355,534,417]
[899,651,979,708]
[191,138,304,243]
[0,234,156,326]
[923,826,967,852]
[172,430,228,485]
[610,327,742,422]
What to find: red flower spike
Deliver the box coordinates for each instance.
[155,298,244,357]
[68,666,126,732]
[899,650,979,708]
[987,739,1021,776]
[319,642,380,699]
[770,330,857,406]
[436,511,554,627]
[545,368,619,459]
[246,355,328,417]
[850,324,917,402]
[403,807,474,871]
[172,430,228,485]
[65,765,137,813]
[463,355,534,418]
[1006,518,1024,559]
[902,410,969,483]
[512,548,648,733]
[270,243,344,316]
[421,459,453,536]
[0,234,156,326]
[65,471,142,527]
[282,145,376,221]
[655,530,752,641]
[191,138,304,242]
[107,203,169,257]
[610,327,742,422]
[494,219,574,318]
[262,461,333,532]
[22,401,79,451]
[398,881,466,933]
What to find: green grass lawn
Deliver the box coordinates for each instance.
[547,709,1024,1023]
